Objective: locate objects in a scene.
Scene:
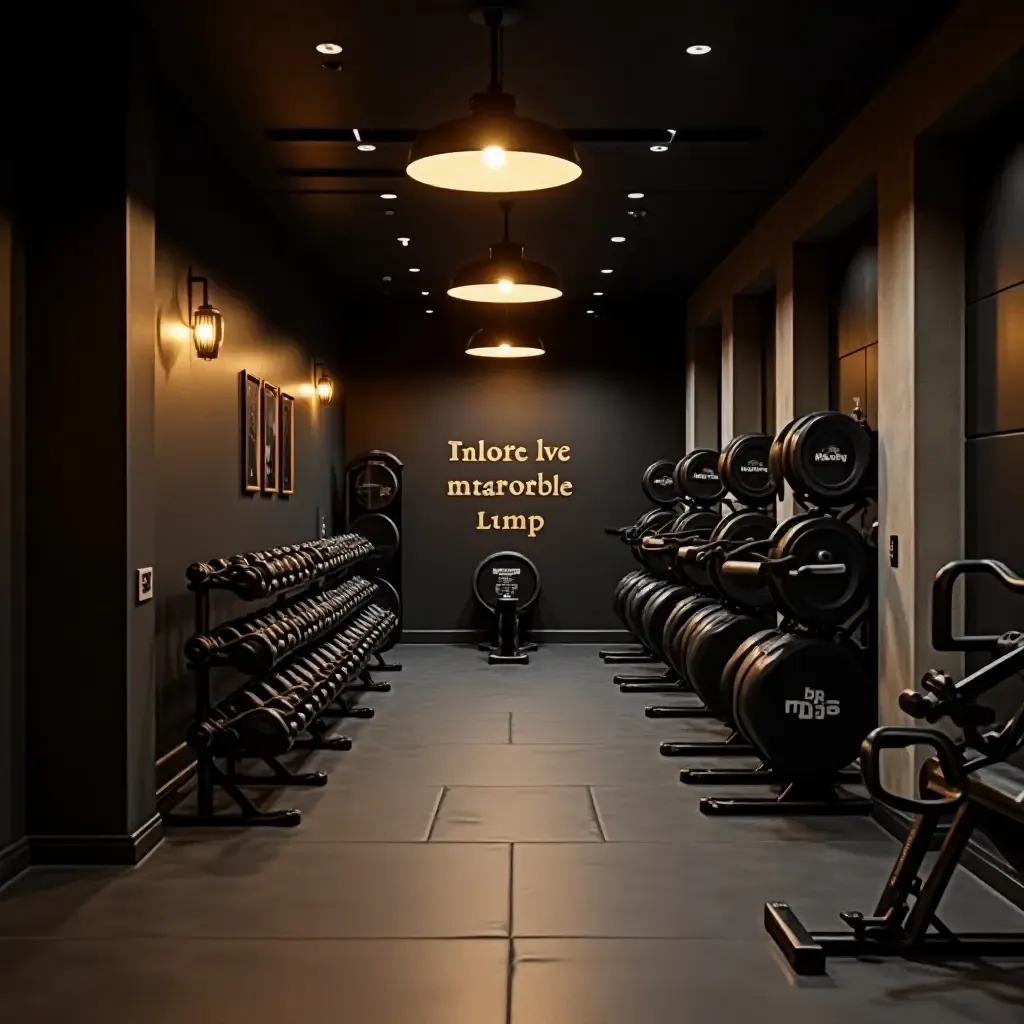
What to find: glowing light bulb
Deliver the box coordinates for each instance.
[481,146,506,170]
[195,322,216,343]
[497,278,514,295]
[499,342,511,349]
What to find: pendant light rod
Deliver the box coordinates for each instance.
[486,9,504,93]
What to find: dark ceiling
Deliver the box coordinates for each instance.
[139,0,957,312]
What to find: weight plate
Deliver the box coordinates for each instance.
[472,550,541,614]
[642,460,679,506]
[371,578,402,651]
[638,511,689,576]
[662,594,721,683]
[353,461,400,511]
[639,584,690,660]
[706,510,776,609]
[720,433,775,507]
[625,579,668,638]
[669,510,723,589]
[632,508,678,570]
[768,516,870,625]
[768,416,809,501]
[614,572,651,626]
[733,635,875,777]
[349,513,401,560]
[685,608,771,724]
[676,604,734,709]
[673,449,726,506]
[721,628,781,739]
[787,411,873,506]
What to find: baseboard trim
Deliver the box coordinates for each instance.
[30,812,164,867]
[402,629,632,644]
[0,836,31,888]
[872,803,1024,912]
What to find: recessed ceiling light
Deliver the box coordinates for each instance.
[593,291,604,296]
[316,42,343,55]
[650,145,668,152]
[421,290,429,296]
[357,144,376,152]
[686,44,712,55]
[398,237,410,246]
[601,268,614,274]
[627,192,644,199]
[426,309,434,314]
[382,275,392,282]
[611,236,626,243]
[586,309,595,314]
[380,193,397,200]
[384,209,396,216]
[409,267,421,273]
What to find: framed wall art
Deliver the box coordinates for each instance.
[240,370,262,493]
[279,392,295,495]
[261,380,280,494]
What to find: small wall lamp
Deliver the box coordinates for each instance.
[187,268,225,360]
[314,361,335,404]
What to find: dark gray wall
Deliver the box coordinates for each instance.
[964,116,1024,746]
[344,305,685,635]
[153,86,345,784]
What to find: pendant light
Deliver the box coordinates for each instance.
[466,315,545,358]
[449,202,562,304]
[406,5,581,193]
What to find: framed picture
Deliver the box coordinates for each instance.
[240,370,262,493]
[261,381,280,493]
[279,392,295,495]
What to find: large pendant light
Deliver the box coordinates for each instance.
[449,202,562,304]
[406,5,581,193]
[466,318,545,358]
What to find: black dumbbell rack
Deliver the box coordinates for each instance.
[163,535,398,829]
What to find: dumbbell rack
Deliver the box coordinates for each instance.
[164,537,394,829]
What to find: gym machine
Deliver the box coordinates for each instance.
[473,550,541,664]
[767,558,1024,974]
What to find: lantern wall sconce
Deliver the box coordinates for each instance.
[187,268,225,360]
[314,361,335,405]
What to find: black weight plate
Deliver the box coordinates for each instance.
[673,449,726,506]
[734,635,875,777]
[353,461,400,511]
[627,510,665,564]
[626,579,669,638]
[686,609,772,724]
[720,433,775,507]
[662,594,721,683]
[615,572,651,626]
[769,516,870,626]
[613,570,645,617]
[669,510,723,589]
[788,411,873,505]
[721,628,782,738]
[639,584,690,660]
[676,604,735,710]
[349,513,401,559]
[768,416,809,501]
[639,511,692,576]
[473,550,541,614]
[633,508,679,570]
[642,459,679,506]
[371,579,402,651]
[706,510,776,609]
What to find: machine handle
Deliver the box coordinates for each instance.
[787,562,847,577]
[932,560,1024,652]
[720,558,767,578]
[859,727,966,814]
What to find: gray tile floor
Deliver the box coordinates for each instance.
[1,644,1022,1022]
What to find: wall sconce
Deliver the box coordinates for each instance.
[187,268,225,360]
[314,361,335,404]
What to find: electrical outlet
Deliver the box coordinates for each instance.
[137,567,154,603]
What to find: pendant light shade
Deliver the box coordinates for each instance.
[407,7,581,194]
[466,325,545,358]
[449,202,562,304]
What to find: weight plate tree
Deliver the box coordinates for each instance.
[345,450,404,644]
[642,459,679,506]
[473,550,541,614]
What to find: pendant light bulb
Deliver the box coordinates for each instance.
[407,8,581,193]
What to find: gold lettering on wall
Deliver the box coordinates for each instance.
[446,439,573,537]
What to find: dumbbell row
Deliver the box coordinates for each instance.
[186,534,375,599]
[188,604,397,757]
[184,576,382,673]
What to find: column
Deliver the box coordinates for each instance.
[685,324,721,451]
[721,295,764,444]
[876,140,965,796]
[22,53,159,861]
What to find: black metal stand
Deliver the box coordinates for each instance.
[661,731,754,757]
[645,703,713,719]
[698,777,870,817]
[617,669,683,693]
[600,644,651,662]
[484,595,536,665]
[373,651,403,672]
[348,667,392,692]
[765,800,1024,974]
